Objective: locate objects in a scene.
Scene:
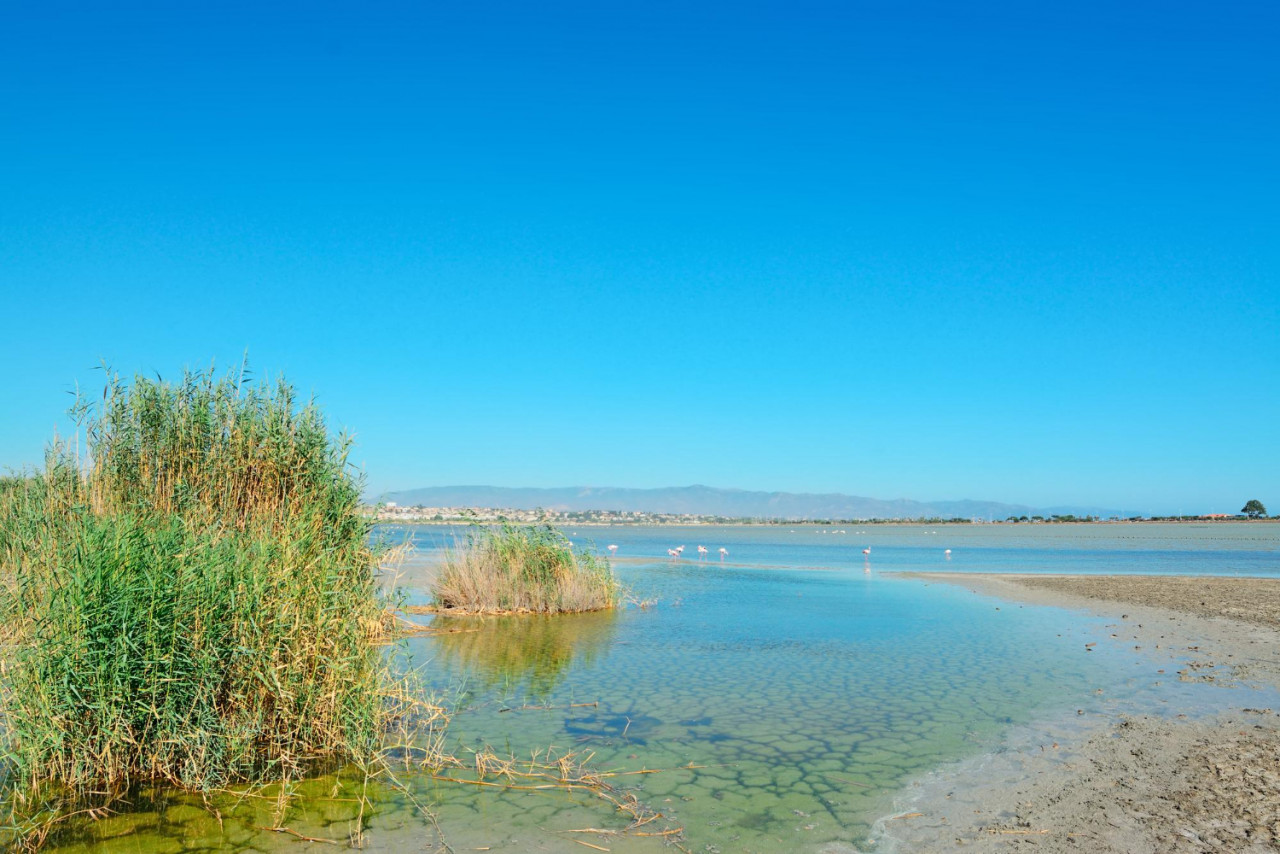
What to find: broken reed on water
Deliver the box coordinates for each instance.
[431,523,622,615]
[0,366,428,846]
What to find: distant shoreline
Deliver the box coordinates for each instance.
[368,510,1276,527]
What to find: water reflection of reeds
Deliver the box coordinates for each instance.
[430,611,618,698]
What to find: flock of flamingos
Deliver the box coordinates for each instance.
[603,543,876,561]
[601,543,954,564]
[652,544,731,560]
[599,543,726,560]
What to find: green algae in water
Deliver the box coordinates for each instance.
[32,563,1184,854]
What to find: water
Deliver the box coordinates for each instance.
[385,521,1280,581]
[42,523,1280,853]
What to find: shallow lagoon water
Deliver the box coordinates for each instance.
[388,521,1280,580]
[42,523,1280,853]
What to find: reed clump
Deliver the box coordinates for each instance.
[0,366,407,843]
[431,525,621,615]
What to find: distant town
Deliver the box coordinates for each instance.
[371,504,1267,526]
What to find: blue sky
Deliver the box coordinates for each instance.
[2,0,1277,514]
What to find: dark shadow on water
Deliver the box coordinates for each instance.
[564,701,663,745]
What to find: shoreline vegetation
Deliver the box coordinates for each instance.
[425,524,622,615]
[0,368,503,851]
[0,368,677,851]
[0,367,423,848]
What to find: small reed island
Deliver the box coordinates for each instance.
[428,523,622,615]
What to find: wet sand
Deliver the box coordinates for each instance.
[997,574,1280,631]
[877,574,1280,853]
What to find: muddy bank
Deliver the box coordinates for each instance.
[998,574,1280,631]
[874,574,1280,853]
[875,710,1280,854]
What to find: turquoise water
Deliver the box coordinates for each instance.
[42,523,1280,853]
[413,569,1110,852]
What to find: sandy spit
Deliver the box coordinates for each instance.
[872,573,1280,854]
[993,574,1280,632]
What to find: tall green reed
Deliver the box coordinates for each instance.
[0,366,402,844]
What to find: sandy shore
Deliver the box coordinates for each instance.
[992,574,1280,632]
[874,574,1280,853]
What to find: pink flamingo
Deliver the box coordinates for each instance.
[608,544,618,556]
[667,548,679,559]
[676,545,686,554]
[862,547,871,556]
[718,547,728,560]
[944,549,951,558]
[697,545,708,558]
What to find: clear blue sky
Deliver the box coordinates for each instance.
[2,1,1277,514]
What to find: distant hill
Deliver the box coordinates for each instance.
[379,484,1131,521]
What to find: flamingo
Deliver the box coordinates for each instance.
[862,547,871,556]
[718,547,728,560]
[675,545,686,554]
[608,544,618,556]
[667,548,679,558]
[697,545,708,558]
[944,549,952,557]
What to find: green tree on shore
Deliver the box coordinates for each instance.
[1241,499,1267,518]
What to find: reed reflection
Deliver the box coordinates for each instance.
[429,610,619,698]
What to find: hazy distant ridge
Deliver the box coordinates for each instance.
[380,484,1129,520]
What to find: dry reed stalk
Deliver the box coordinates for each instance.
[430,525,621,615]
[414,742,682,841]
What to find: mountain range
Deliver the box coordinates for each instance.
[379,484,1132,521]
